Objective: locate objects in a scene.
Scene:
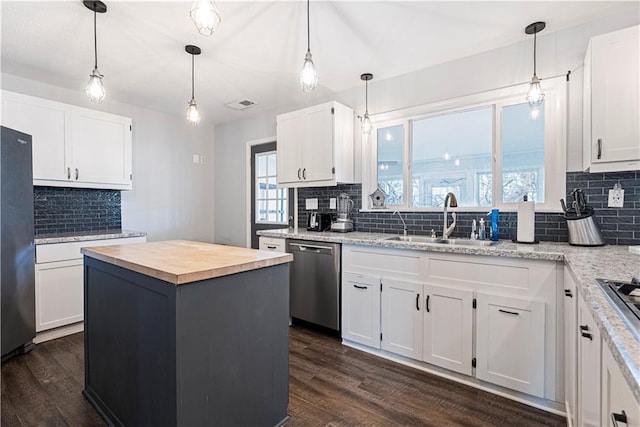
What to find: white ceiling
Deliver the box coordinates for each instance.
[1,1,635,125]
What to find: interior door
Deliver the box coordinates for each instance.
[251,142,293,248]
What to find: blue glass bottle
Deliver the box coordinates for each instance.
[489,208,499,241]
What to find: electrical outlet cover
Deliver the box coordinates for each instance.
[607,189,624,208]
[305,198,318,210]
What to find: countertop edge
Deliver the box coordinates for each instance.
[35,230,147,245]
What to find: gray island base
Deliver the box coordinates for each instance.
[81,241,292,426]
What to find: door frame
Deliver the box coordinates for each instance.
[245,136,298,248]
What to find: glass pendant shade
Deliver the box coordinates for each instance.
[86,67,106,104]
[361,113,373,135]
[300,50,318,92]
[526,74,544,107]
[190,0,221,36]
[186,99,201,125]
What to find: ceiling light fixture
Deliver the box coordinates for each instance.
[185,45,202,126]
[360,73,373,135]
[84,1,107,104]
[190,0,221,37]
[299,0,318,92]
[525,21,546,107]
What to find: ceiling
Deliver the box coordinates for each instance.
[1,1,635,125]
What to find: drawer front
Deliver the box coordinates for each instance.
[343,245,423,281]
[259,237,285,252]
[36,236,146,263]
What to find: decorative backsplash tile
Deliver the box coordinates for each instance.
[297,171,639,245]
[34,186,121,236]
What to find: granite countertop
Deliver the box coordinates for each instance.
[258,228,640,399]
[34,229,147,245]
[81,240,293,285]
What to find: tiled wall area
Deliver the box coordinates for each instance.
[34,186,121,236]
[298,171,639,245]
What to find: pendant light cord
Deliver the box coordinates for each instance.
[533,31,537,76]
[93,6,98,68]
[306,0,310,52]
[365,80,369,114]
[191,54,195,99]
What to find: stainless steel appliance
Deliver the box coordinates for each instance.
[562,188,605,246]
[307,212,332,232]
[595,278,640,340]
[1,126,36,361]
[331,193,354,233]
[286,239,340,331]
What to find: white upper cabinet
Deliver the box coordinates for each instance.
[276,101,355,187]
[1,90,133,190]
[583,25,640,172]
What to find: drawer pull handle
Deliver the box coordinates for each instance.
[612,410,627,426]
[498,309,519,316]
[425,295,430,313]
[580,325,589,331]
[581,332,593,340]
[416,293,420,311]
[353,284,367,290]
[266,245,277,249]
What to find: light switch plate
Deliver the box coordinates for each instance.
[329,198,337,209]
[608,189,624,208]
[305,198,318,210]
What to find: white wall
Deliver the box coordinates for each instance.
[1,73,215,242]
[214,11,638,247]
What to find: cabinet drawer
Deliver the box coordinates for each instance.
[343,245,424,281]
[36,236,146,263]
[259,237,285,252]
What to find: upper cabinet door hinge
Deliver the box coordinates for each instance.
[473,298,477,309]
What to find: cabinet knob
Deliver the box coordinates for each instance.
[611,410,627,426]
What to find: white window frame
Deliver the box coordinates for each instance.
[255,150,289,225]
[363,79,566,213]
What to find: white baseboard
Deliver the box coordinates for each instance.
[34,322,84,344]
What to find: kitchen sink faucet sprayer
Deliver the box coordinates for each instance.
[443,192,458,239]
[393,211,408,236]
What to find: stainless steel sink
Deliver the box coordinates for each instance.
[383,235,442,244]
[439,238,497,247]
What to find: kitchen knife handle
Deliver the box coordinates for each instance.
[611,410,627,426]
[597,139,602,159]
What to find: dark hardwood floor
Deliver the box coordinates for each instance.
[2,326,566,426]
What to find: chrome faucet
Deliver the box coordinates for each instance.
[443,192,458,239]
[393,211,408,236]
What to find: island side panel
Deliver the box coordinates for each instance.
[175,263,290,427]
[83,257,178,426]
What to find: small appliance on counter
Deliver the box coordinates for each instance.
[307,212,332,231]
[331,193,354,232]
[561,188,605,246]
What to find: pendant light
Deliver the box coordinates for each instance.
[84,1,107,104]
[185,45,202,126]
[525,21,546,107]
[190,0,221,37]
[360,73,373,135]
[299,0,318,92]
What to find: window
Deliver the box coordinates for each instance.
[255,151,288,224]
[366,80,565,212]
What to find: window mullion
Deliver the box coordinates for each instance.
[404,119,411,208]
[493,103,502,209]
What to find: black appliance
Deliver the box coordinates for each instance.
[595,278,640,340]
[307,212,332,231]
[1,126,36,361]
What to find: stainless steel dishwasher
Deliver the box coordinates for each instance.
[286,239,341,331]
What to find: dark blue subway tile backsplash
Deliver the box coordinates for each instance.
[298,171,639,245]
[34,186,121,236]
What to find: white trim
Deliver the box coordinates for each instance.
[245,136,276,249]
[34,322,84,344]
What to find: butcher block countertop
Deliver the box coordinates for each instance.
[81,240,293,285]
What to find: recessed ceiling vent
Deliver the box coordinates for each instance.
[225,99,256,111]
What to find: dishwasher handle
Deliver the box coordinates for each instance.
[289,242,335,255]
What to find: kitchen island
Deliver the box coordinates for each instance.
[81,240,293,427]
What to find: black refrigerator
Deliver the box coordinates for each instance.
[1,126,35,361]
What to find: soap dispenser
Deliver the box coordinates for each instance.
[478,218,486,240]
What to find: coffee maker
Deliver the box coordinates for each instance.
[331,193,354,232]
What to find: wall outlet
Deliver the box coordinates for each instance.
[329,198,337,209]
[305,198,318,210]
[608,189,624,208]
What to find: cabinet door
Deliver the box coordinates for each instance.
[590,25,640,165]
[35,260,84,332]
[71,108,132,188]
[563,269,578,426]
[1,91,70,181]
[601,343,640,427]
[276,112,303,185]
[423,284,473,375]
[301,104,334,183]
[577,292,601,427]
[381,278,422,360]
[342,272,380,348]
[476,292,545,397]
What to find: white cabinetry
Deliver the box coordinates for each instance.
[276,101,354,187]
[475,293,545,397]
[601,343,640,427]
[583,25,640,172]
[258,237,286,252]
[422,284,473,376]
[35,236,146,334]
[577,290,602,427]
[342,272,380,348]
[563,268,578,426]
[1,90,133,189]
[381,278,422,360]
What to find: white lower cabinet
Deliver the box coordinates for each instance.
[577,290,602,427]
[601,342,640,427]
[422,284,474,375]
[475,293,546,397]
[258,237,286,252]
[381,278,422,360]
[563,268,578,426]
[341,272,380,349]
